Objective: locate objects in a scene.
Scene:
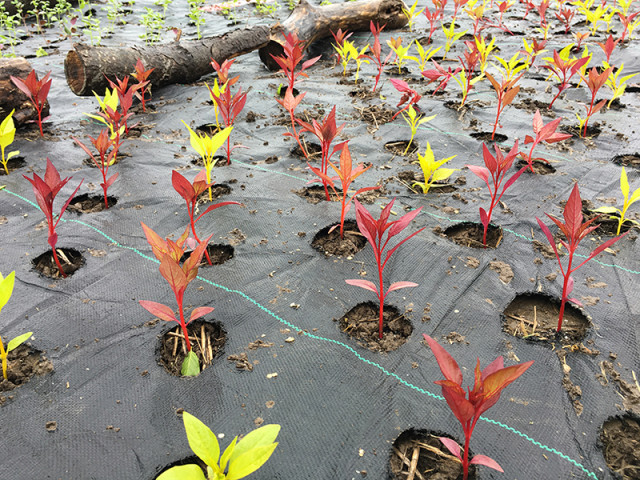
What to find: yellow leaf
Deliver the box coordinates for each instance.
[0,271,15,314]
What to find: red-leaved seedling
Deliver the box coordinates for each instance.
[172,169,240,266]
[369,21,393,93]
[346,199,425,339]
[523,110,571,172]
[307,143,380,239]
[577,66,612,137]
[466,140,526,247]
[73,129,118,209]
[131,59,154,113]
[536,184,628,331]
[296,105,346,201]
[555,6,575,34]
[423,334,534,480]
[330,28,353,66]
[485,72,523,140]
[10,69,52,137]
[542,50,590,108]
[275,87,308,159]
[106,75,140,135]
[270,32,321,94]
[139,222,213,376]
[210,58,239,88]
[597,35,620,64]
[422,60,462,95]
[24,159,83,278]
[390,78,422,119]
[210,84,247,165]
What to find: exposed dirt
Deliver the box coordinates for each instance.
[195,183,232,201]
[397,170,457,193]
[290,140,322,161]
[489,260,514,283]
[311,220,366,257]
[0,344,54,405]
[513,98,553,115]
[563,122,602,138]
[516,158,556,175]
[356,104,395,126]
[68,193,118,213]
[190,155,228,168]
[600,415,640,479]
[32,248,85,278]
[598,360,640,416]
[502,292,590,344]
[182,244,234,267]
[385,140,419,156]
[612,153,640,168]
[157,320,226,377]
[470,132,508,143]
[0,156,26,175]
[337,302,413,353]
[293,185,342,204]
[582,208,633,236]
[441,222,503,249]
[390,429,475,480]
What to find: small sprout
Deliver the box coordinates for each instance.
[0,109,19,175]
[592,167,640,235]
[412,142,457,194]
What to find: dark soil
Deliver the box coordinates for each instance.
[397,170,457,193]
[583,207,633,236]
[293,185,341,204]
[356,104,394,126]
[0,344,54,405]
[337,302,412,353]
[0,156,26,175]
[441,222,503,249]
[195,183,232,200]
[311,220,366,257]
[182,244,234,267]
[67,193,117,213]
[385,140,419,156]
[516,158,556,175]
[348,85,377,101]
[563,122,602,138]
[155,456,208,479]
[514,98,553,115]
[195,123,222,136]
[389,429,475,480]
[190,155,228,168]
[157,320,226,377]
[612,153,640,168]
[600,415,640,480]
[291,141,322,161]
[32,248,85,278]
[82,151,129,167]
[502,292,590,344]
[470,132,508,143]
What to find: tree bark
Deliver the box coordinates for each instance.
[0,57,50,127]
[64,0,408,96]
[4,0,77,16]
[259,0,408,70]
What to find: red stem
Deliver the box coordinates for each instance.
[190,210,212,266]
[226,135,231,165]
[51,247,67,278]
[376,245,385,339]
[557,252,574,331]
[37,106,44,137]
[176,294,191,351]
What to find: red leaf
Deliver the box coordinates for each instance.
[470,454,503,472]
[467,165,490,184]
[194,201,241,224]
[159,253,188,296]
[385,281,418,294]
[345,279,379,294]
[172,170,195,204]
[189,306,214,324]
[563,184,583,240]
[423,335,463,385]
[139,300,177,323]
[439,437,462,460]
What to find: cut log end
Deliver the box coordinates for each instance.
[64,50,86,96]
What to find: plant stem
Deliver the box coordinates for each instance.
[176,295,192,351]
[37,107,44,137]
[52,247,67,278]
[557,252,574,331]
[190,215,212,266]
[377,255,385,339]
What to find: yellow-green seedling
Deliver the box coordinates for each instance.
[344,41,369,81]
[157,411,279,480]
[592,167,640,235]
[412,142,457,194]
[442,22,467,60]
[604,62,639,108]
[182,121,233,201]
[475,36,496,73]
[399,106,436,155]
[412,40,441,72]
[0,270,33,381]
[402,0,422,31]
[0,109,19,175]
[387,36,417,74]
[492,52,527,81]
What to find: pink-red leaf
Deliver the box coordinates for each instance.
[139,300,177,323]
[423,334,463,385]
[385,281,418,294]
[345,279,379,294]
[189,306,214,324]
[439,437,462,460]
[470,455,503,472]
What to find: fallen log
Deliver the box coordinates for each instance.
[0,57,50,127]
[64,0,408,96]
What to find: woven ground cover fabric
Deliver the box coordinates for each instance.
[0,1,639,479]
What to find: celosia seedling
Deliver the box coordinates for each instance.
[387,36,417,74]
[402,0,422,31]
[131,58,154,112]
[74,129,118,209]
[442,22,467,60]
[576,66,612,137]
[398,105,436,155]
[466,141,526,247]
[592,167,640,235]
[307,143,379,239]
[106,75,139,134]
[157,411,279,480]
[390,78,422,120]
[412,142,457,194]
[210,85,247,165]
[172,169,240,265]
[0,271,33,381]
[522,110,571,172]
[368,21,393,92]
[521,37,547,69]
[604,62,638,108]
[330,28,353,66]
[24,159,83,278]
[555,5,575,34]
[423,334,533,480]
[537,184,627,331]
[0,109,19,175]
[451,45,483,108]
[10,69,52,137]
[412,39,441,72]
[210,58,239,88]
[485,72,523,140]
[542,47,590,108]
[276,87,308,158]
[346,199,425,339]
[270,31,320,94]
[139,223,213,376]
[422,60,462,95]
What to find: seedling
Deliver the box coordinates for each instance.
[330,28,353,67]
[0,270,34,381]
[576,66,612,137]
[492,52,527,82]
[466,141,526,247]
[139,223,213,376]
[412,142,457,194]
[73,130,118,209]
[522,110,571,172]
[592,167,640,235]
[0,109,19,174]
[210,58,239,88]
[106,75,139,134]
[275,88,308,159]
[387,36,417,74]
[485,72,523,140]
[604,62,638,108]
[474,36,496,74]
[442,22,467,60]
[270,31,320,94]
[337,40,369,81]
[452,46,483,108]
[422,60,462,94]
[181,120,232,199]
[399,105,436,155]
[346,198,425,339]
[521,38,547,69]
[10,69,52,137]
[537,184,627,331]
[618,11,640,42]
[307,143,379,239]
[369,21,393,92]
[423,6,440,44]
[333,40,353,76]
[390,78,422,120]
[210,85,247,165]
[412,39,441,72]
[157,411,279,480]
[131,58,154,112]
[423,334,533,480]
[555,5,575,34]
[402,0,422,31]
[24,159,83,277]
[172,169,240,265]
[542,47,590,108]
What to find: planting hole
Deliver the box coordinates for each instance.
[385,140,419,156]
[502,292,589,344]
[182,244,234,267]
[311,220,367,257]
[0,156,26,175]
[612,153,640,169]
[397,170,457,193]
[157,319,226,377]
[470,132,508,143]
[67,193,117,213]
[336,302,412,353]
[196,183,232,201]
[195,123,221,136]
[293,185,342,204]
[389,429,476,480]
[32,248,85,279]
[290,141,322,160]
[190,155,228,168]
[441,222,503,249]
[516,159,556,175]
[0,344,53,406]
[155,456,207,479]
[600,414,640,479]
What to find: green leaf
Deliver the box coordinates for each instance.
[156,464,207,480]
[219,436,238,472]
[181,351,201,377]
[0,271,15,314]
[432,168,457,183]
[182,411,221,470]
[229,424,280,464]
[7,332,32,353]
[621,167,630,202]
[591,206,620,214]
[226,443,278,480]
